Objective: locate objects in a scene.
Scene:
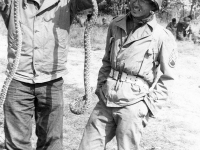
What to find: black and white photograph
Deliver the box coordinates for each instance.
[0,0,200,150]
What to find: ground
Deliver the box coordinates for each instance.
[0,34,200,150]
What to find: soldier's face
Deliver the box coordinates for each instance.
[128,0,155,19]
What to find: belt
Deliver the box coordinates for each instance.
[109,69,149,89]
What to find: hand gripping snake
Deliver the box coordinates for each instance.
[0,0,22,111]
[69,0,98,115]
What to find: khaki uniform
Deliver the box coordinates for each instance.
[79,14,177,150]
[0,0,103,149]
[97,14,177,116]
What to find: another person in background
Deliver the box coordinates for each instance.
[183,15,193,40]
[0,0,102,149]
[176,18,185,41]
[176,16,193,41]
[78,0,177,149]
[102,17,108,26]
[166,18,177,36]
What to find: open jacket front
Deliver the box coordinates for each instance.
[0,0,102,83]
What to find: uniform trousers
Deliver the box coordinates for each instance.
[79,100,149,150]
[3,78,64,150]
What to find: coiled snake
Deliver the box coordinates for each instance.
[69,0,98,114]
[0,0,22,111]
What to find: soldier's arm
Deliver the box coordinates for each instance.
[145,30,178,117]
[0,0,11,28]
[95,23,112,92]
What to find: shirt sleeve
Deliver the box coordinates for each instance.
[96,23,112,90]
[0,0,11,28]
[145,29,178,117]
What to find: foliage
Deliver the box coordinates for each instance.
[98,0,129,16]
[97,0,200,22]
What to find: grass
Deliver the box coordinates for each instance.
[69,24,108,50]
[70,15,111,50]
[0,15,7,35]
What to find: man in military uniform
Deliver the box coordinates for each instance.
[79,0,177,149]
[102,17,108,26]
[183,16,193,40]
[176,16,192,41]
[0,0,102,149]
[166,18,177,37]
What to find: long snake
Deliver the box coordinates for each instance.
[69,0,98,114]
[0,0,22,110]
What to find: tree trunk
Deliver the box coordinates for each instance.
[190,0,195,16]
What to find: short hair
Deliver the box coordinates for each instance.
[87,14,92,20]
[172,18,176,22]
[187,15,193,20]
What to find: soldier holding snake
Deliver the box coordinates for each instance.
[79,0,178,149]
[0,0,102,149]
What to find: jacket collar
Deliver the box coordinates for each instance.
[36,0,60,15]
[114,14,128,33]
[115,13,157,34]
[115,14,158,45]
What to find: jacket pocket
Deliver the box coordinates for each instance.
[145,47,159,61]
[142,47,159,84]
[109,37,115,62]
[54,25,68,49]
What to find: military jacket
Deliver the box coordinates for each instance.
[96,14,178,117]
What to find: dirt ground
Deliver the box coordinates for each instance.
[0,34,200,150]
